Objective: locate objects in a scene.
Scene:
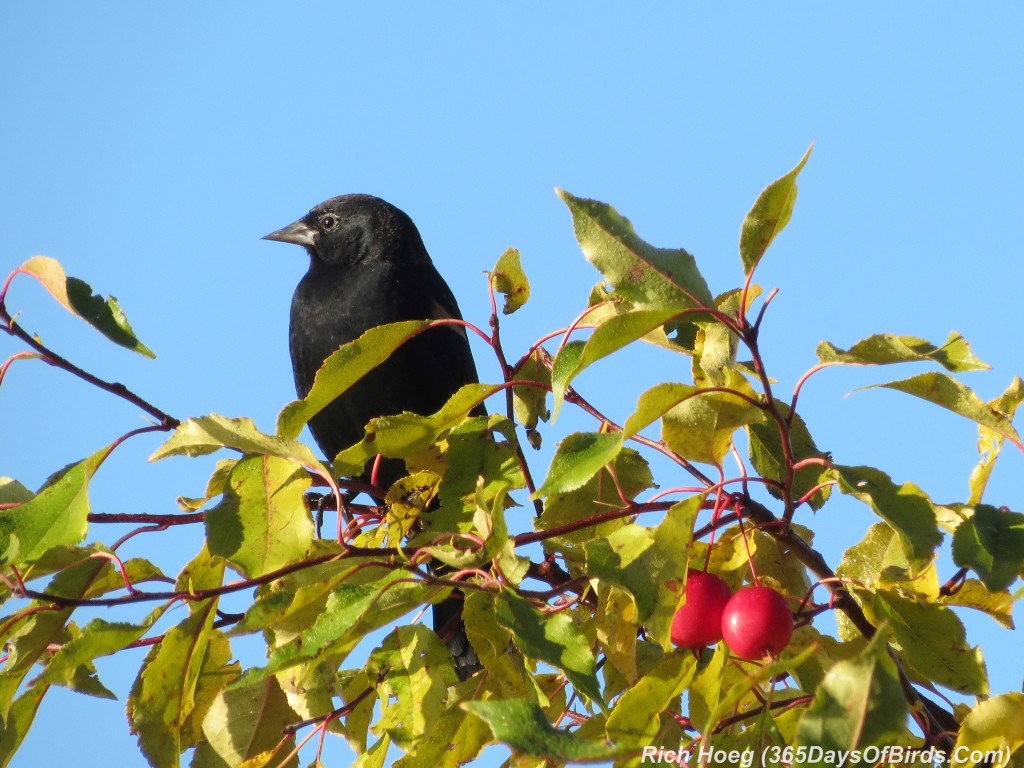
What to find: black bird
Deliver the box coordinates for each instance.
[263,194,481,679]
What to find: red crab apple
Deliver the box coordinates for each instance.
[670,569,732,649]
[721,585,794,660]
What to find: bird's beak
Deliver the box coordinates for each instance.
[262,218,316,247]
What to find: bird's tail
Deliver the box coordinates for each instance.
[432,593,480,681]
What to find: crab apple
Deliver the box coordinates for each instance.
[670,569,733,649]
[721,585,794,660]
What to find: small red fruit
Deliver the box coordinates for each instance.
[670,569,732,649]
[721,585,794,660]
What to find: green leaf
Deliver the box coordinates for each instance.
[177,458,237,512]
[623,375,765,468]
[512,348,551,448]
[0,478,32,505]
[127,601,230,767]
[869,592,988,695]
[816,331,989,372]
[353,736,390,768]
[18,255,154,357]
[0,555,108,716]
[496,591,604,709]
[556,189,713,312]
[746,527,814,602]
[834,524,905,641]
[0,447,110,567]
[833,465,941,570]
[748,404,831,511]
[661,371,765,467]
[532,431,623,499]
[463,591,533,696]
[367,625,455,749]
[230,551,357,636]
[596,586,639,684]
[739,144,813,276]
[622,381,700,438]
[333,383,502,474]
[205,454,314,579]
[490,247,530,314]
[550,309,682,419]
[391,701,491,767]
[548,340,583,424]
[952,504,1024,592]
[861,372,1023,450]
[585,498,699,649]
[276,320,431,439]
[463,699,628,763]
[176,542,228,598]
[836,523,904,588]
[794,629,907,757]
[605,653,697,746]
[37,616,163,692]
[954,693,1024,767]
[437,415,525,520]
[332,669,378,754]
[0,680,47,767]
[151,414,323,466]
[939,579,1015,630]
[703,645,818,736]
[255,573,430,681]
[686,645,728,735]
[969,376,1024,504]
[536,448,654,546]
[200,676,299,768]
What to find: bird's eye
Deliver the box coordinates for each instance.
[320,215,337,231]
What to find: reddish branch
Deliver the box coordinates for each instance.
[0,302,179,430]
[2,263,962,748]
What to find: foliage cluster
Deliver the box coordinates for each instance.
[2,148,1023,767]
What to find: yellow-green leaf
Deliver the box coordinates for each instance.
[739,144,813,276]
[18,255,154,357]
[490,247,530,314]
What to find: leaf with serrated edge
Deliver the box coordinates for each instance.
[817,331,989,372]
[739,144,813,276]
[0,446,112,567]
[200,676,298,767]
[795,629,907,752]
[869,592,988,695]
[748,403,831,511]
[333,382,501,473]
[18,255,154,357]
[151,415,323,466]
[952,504,1024,593]
[127,601,226,766]
[532,432,622,499]
[969,376,1024,505]
[367,625,454,749]
[832,465,941,570]
[276,320,431,439]
[37,612,167,691]
[463,699,630,763]
[585,497,698,650]
[661,371,764,466]
[859,372,1023,450]
[205,455,314,579]
[557,190,713,312]
[496,591,604,709]
[605,652,697,746]
[954,692,1024,764]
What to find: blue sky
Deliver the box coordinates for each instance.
[2,4,1022,766]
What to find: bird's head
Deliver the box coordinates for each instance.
[262,194,426,269]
